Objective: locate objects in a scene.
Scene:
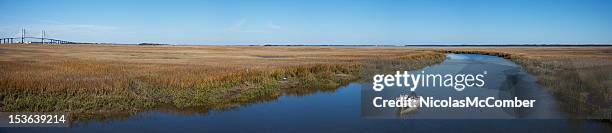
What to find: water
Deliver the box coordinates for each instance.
[3,54,611,132]
[362,54,566,119]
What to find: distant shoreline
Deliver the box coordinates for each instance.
[252,44,612,47]
[3,43,612,47]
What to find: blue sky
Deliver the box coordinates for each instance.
[1,0,611,45]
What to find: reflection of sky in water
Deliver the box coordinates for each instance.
[363,54,563,119]
[447,54,502,60]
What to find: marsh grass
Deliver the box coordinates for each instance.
[0,44,446,121]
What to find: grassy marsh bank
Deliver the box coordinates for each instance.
[0,45,445,120]
[439,47,612,120]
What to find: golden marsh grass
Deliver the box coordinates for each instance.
[0,44,445,116]
[4,45,609,121]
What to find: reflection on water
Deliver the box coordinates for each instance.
[362,54,566,119]
[3,54,610,133]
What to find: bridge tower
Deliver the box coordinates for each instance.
[21,29,25,43]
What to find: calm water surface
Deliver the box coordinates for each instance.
[3,54,610,133]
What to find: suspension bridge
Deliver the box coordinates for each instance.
[0,29,77,44]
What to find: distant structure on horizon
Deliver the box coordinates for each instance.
[0,29,76,44]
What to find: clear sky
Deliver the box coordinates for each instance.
[1,0,611,45]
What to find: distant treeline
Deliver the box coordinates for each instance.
[138,43,170,45]
[255,44,380,47]
[403,44,612,47]
[250,44,612,47]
